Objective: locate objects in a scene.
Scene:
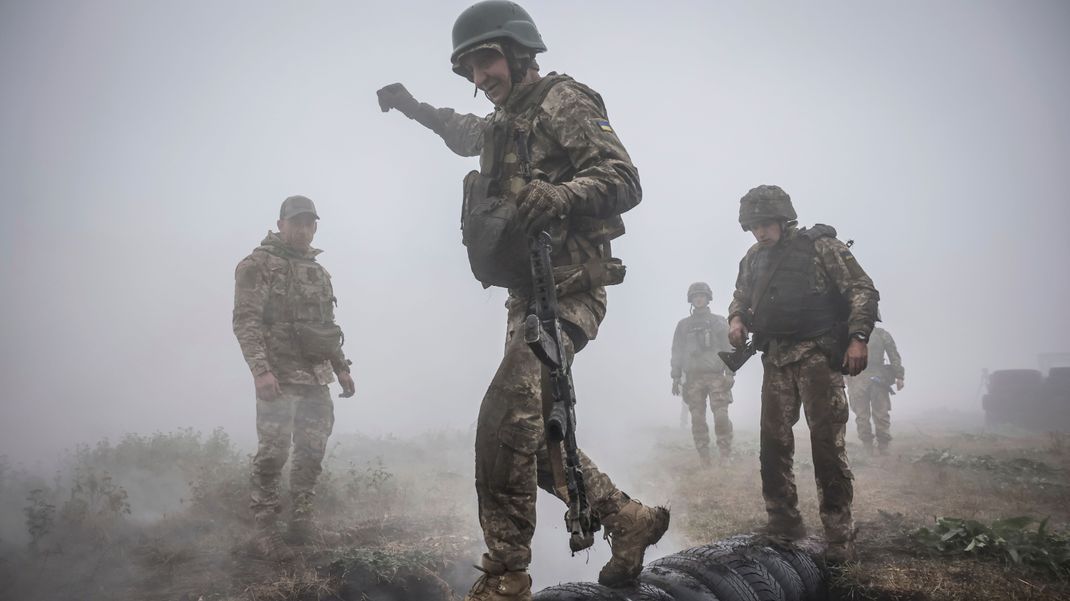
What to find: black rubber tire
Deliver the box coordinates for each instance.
[533,582,622,601]
[739,547,804,601]
[639,565,721,601]
[715,553,785,601]
[652,553,759,601]
[685,536,805,601]
[773,547,822,601]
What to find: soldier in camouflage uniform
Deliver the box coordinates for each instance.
[377,2,667,598]
[847,326,904,455]
[727,185,879,564]
[233,195,356,560]
[671,282,735,465]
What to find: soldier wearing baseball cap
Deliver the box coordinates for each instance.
[279,195,320,220]
[232,195,356,560]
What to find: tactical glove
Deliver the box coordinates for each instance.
[376,83,419,115]
[517,180,570,234]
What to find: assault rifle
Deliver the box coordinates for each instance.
[524,231,597,553]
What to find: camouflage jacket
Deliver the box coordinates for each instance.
[728,225,879,367]
[410,73,641,342]
[671,307,733,379]
[860,327,904,380]
[233,232,349,385]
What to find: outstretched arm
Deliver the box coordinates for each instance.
[377,83,487,157]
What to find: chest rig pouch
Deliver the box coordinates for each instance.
[267,256,343,363]
[687,316,717,351]
[460,77,569,289]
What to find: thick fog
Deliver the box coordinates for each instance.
[2,0,1069,466]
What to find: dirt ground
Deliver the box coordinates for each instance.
[2,422,1069,600]
[634,419,1070,601]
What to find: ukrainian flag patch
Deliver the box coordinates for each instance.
[595,119,614,133]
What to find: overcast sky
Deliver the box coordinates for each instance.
[2,0,1069,465]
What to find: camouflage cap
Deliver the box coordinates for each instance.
[279,195,319,220]
[738,184,796,231]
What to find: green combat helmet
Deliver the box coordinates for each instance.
[687,282,713,303]
[451,1,546,80]
[738,184,797,231]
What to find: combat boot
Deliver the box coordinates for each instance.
[598,499,670,587]
[248,522,296,562]
[825,540,858,565]
[287,517,342,546]
[463,555,532,601]
[698,448,712,468]
[758,519,808,541]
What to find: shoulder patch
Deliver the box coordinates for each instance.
[594,119,614,133]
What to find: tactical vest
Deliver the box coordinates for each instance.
[461,74,626,292]
[681,312,730,374]
[750,226,846,340]
[260,247,343,363]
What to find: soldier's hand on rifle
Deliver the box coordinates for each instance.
[517,180,570,234]
[896,378,904,391]
[376,83,418,114]
[728,316,749,348]
[337,371,356,398]
[254,370,282,401]
[671,378,681,397]
[843,339,869,376]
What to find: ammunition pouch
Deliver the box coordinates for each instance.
[292,321,343,363]
[461,170,531,289]
[550,257,626,297]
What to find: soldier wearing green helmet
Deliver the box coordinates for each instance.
[727,184,880,564]
[377,2,666,599]
[671,282,736,465]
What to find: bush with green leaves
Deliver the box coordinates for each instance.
[23,489,55,551]
[911,516,1070,577]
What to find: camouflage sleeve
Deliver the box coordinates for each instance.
[324,279,351,374]
[670,320,685,379]
[814,237,880,339]
[406,103,488,157]
[233,253,271,376]
[543,83,642,219]
[727,249,756,324]
[882,329,905,379]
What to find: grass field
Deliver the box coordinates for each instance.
[2,421,1068,600]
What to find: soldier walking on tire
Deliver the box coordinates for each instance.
[376,2,668,598]
[727,185,879,564]
[671,282,736,465]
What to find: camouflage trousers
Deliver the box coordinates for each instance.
[474,311,628,572]
[250,383,335,524]
[682,372,734,455]
[847,376,892,448]
[760,350,854,544]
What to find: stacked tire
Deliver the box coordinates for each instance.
[1041,367,1070,432]
[983,369,1044,429]
[983,368,1070,432]
[533,534,823,601]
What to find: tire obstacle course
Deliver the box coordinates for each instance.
[533,534,825,601]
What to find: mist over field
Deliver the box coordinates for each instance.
[1,2,1069,599]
